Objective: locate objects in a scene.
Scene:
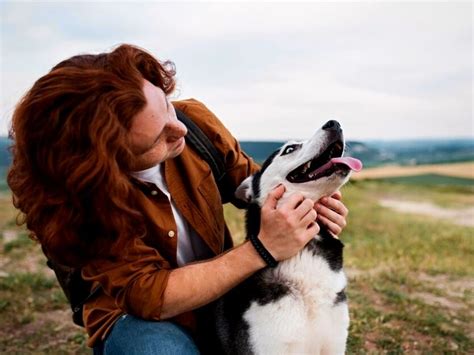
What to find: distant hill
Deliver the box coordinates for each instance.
[241,139,474,167]
[239,141,283,163]
[0,137,472,170]
[352,139,474,167]
[0,137,11,168]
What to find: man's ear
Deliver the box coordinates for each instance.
[235,176,254,203]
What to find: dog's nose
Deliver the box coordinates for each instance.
[322,120,341,131]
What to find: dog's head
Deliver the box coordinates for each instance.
[236,120,362,206]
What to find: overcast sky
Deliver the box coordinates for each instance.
[1,1,472,140]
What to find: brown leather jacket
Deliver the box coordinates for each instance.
[81,99,259,347]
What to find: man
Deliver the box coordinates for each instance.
[7,44,348,354]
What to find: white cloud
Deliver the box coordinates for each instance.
[1,1,472,139]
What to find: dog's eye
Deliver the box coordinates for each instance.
[281,144,300,156]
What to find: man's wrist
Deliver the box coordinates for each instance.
[241,240,267,270]
[248,234,278,268]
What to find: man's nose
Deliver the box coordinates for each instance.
[167,119,188,140]
[322,120,341,132]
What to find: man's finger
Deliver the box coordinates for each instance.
[317,214,342,236]
[284,193,306,210]
[318,196,348,217]
[301,208,318,226]
[331,190,342,200]
[316,203,346,228]
[264,184,286,210]
[296,198,316,219]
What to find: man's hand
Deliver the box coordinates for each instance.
[258,185,320,261]
[314,190,348,236]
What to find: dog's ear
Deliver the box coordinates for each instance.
[235,176,254,203]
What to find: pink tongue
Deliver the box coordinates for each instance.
[331,157,363,172]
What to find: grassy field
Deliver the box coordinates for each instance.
[376,173,474,187]
[0,171,473,353]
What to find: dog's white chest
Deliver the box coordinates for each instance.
[242,248,350,355]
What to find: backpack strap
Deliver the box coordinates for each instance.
[46,258,100,327]
[175,108,234,204]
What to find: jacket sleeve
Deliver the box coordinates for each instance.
[81,236,172,320]
[173,98,260,202]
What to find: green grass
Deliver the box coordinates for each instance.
[0,272,56,291]
[376,173,474,187]
[343,181,474,274]
[341,181,473,353]
[347,272,472,353]
[349,178,474,208]
[0,212,88,354]
[3,231,33,253]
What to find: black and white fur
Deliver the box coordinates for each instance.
[215,120,353,355]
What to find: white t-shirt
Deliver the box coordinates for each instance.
[130,164,211,267]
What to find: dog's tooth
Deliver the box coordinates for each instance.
[301,162,311,174]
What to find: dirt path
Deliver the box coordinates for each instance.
[353,161,474,180]
[379,198,474,227]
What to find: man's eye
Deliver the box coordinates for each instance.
[281,144,300,156]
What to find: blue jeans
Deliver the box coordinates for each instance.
[93,314,200,355]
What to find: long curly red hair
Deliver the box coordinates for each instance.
[7,44,176,266]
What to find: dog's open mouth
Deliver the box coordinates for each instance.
[287,140,362,183]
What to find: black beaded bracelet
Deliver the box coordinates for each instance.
[249,234,278,268]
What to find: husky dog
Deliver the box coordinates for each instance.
[214,120,362,355]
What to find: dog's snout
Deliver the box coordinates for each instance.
[322,120,341,131]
